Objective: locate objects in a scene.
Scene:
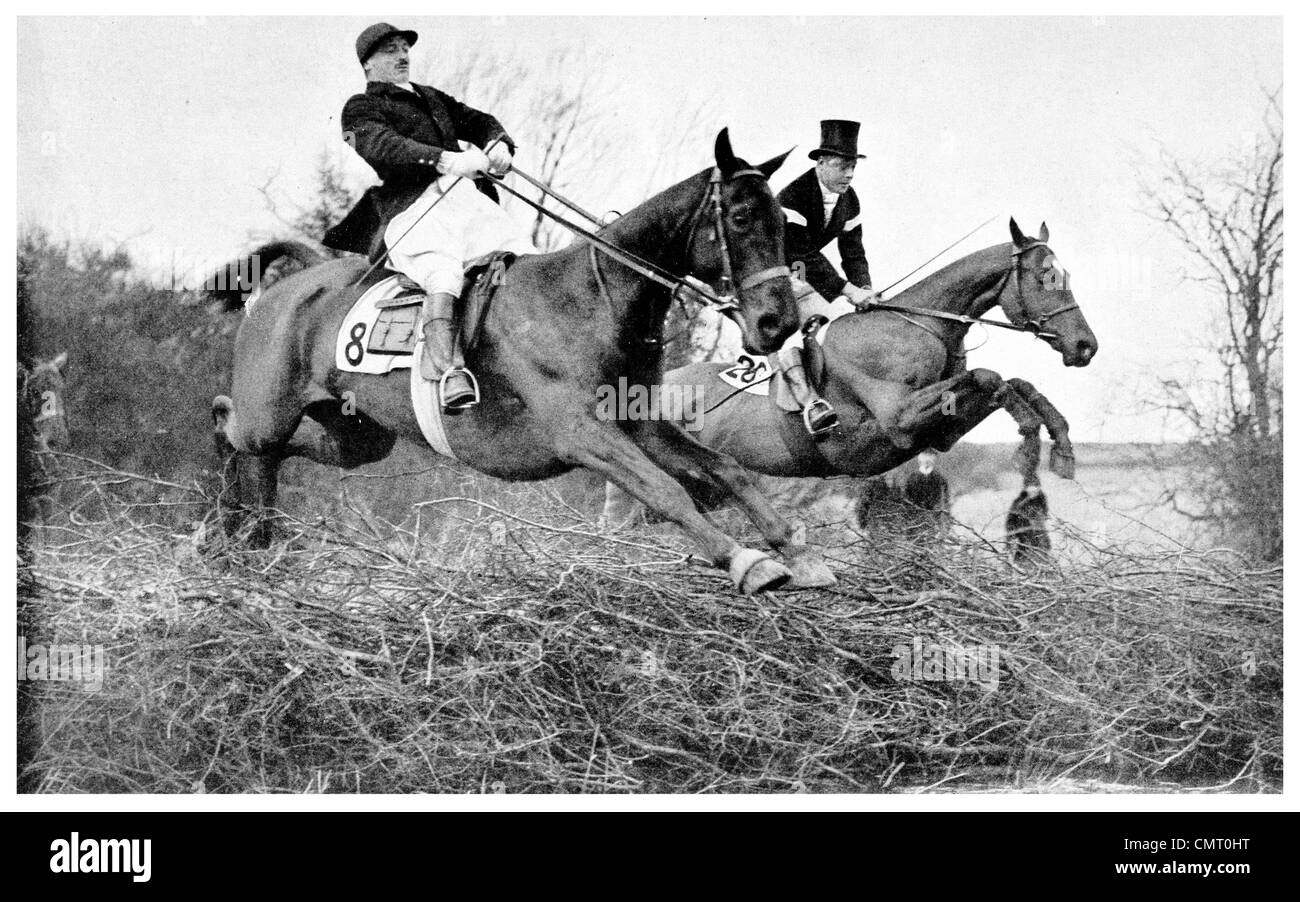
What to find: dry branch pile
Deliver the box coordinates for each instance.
[19,460,1282,793]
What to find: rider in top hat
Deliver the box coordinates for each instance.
[325,22,536,412]
[776,119,880,435]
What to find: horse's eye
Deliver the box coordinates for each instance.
[731,213,751,229]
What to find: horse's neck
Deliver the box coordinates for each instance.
[895,243,1012,325]
[598,172,706,274]
[577,172,708,336]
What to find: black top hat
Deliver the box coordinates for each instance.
[356,22,419,64]
[809,119,866,160]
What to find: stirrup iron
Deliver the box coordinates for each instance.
[802,399,838,436]
[438,367,481,410]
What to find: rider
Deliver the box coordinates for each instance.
[777,119,880,435]
[325,22,536,411]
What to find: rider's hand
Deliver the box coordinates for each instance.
[437,146,491,179]
[486,142,513,176]
[843,283,881,309]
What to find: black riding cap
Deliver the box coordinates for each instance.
[356,22,419,64]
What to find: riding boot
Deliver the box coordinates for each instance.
[420,292,479,412]
[774,319,834,436]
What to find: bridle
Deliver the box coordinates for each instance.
[679,167,792,314]
[869,240,1077,344]
[995,240,1080,338]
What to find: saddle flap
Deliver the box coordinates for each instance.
[373,273,424,308]
[460,251,517,354]
[766,351,803,413]
[367,304,421,355]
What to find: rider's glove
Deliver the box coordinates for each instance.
[843,283,881,309]
[436,146,491,179]
[485,142,514,176]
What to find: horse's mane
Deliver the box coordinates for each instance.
[890,242,1013,310]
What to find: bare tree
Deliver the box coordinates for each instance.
[256,150,361,256]
[1141,90,1282,559]
[421,47,613,252]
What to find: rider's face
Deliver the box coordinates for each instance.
[365,37,412,84]
[815,154,857,194]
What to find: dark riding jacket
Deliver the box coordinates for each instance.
[777,167,871,299]
[324,81,515,258]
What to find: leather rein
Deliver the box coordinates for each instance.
[483,165,790,316]
[866,239,1079,344]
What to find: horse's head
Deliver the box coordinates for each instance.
[1000,219,1098,367]
[686,129,800,354]
[20,351,70,451]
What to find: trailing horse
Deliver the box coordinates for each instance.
[18,352,70,528]
[602,220,1098,526]
[210,130,841,593]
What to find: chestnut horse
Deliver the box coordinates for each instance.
[602,220,1098,531]
[210,130,841,593]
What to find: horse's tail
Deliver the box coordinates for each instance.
[204,240,327,311]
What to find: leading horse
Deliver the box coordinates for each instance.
[210,130,839,593]
[602,220,1099,530]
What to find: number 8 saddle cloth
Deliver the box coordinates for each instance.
[332,252,515,458]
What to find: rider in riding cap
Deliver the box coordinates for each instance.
[325,22,536,412]
[777,119,880,435]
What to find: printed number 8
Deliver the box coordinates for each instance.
[345,322,367,365]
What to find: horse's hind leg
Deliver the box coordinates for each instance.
[629,420,836,588]
[554,416,792,594]
[1005,378,1074,479]
[211,394,292,547]
[212,395,245,536]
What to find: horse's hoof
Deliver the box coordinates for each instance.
[1049,446,1075,480]
[730,548,792,594]
[787,551,837,588]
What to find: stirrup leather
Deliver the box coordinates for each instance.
[802,398,838,436]
[438,367,481,410]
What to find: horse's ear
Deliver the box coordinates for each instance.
[715,128,739,177]
[757,146,794,180]
[52,351,68,375]
[1009,217,1027,247]
[1038,222,1050,242]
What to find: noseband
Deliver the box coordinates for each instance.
[998,240,1080,338]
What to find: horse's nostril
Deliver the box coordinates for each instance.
[757,314,780,337]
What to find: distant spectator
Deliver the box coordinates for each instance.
[856,476,896,528]
[1006,473,1051,565]
[902,450,951,541]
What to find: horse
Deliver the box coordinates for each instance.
[209,130,842,594]
[18,352,70,527]
[601,220,1097,530]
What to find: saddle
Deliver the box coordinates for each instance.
[334,251,517,374]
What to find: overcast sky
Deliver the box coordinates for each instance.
[15,14,1282,443]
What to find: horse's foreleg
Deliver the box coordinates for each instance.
[893,368,1034,463]
[599,481,645,530]
[1005,377,1075,479]
[629,420,836,588]
[554,417,792,594]
[893,369,1004,446]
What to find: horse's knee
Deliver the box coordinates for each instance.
[968,368,1003,393]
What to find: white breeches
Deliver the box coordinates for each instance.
[386,175,537,297]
